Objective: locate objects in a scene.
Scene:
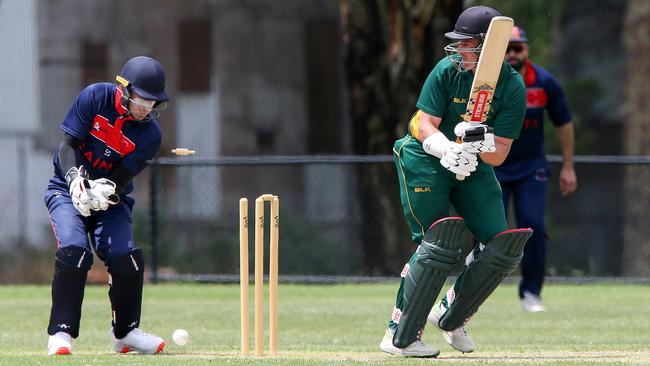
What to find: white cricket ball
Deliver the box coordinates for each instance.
[172,329,190,346]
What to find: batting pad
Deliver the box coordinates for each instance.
[438,229,533,331]
[393,217,469,348]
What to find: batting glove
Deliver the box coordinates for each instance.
[440,144,478,178]
[423,132,478,180]
[454,122,496,153]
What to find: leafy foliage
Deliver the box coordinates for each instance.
[472,0,567,68]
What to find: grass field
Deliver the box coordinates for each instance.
[0,282,648,365]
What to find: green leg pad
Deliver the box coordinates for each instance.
[393,217,469,348]
[439,229,533,331]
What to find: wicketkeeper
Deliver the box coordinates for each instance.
[379,6,532,357]
[45,56,169,356]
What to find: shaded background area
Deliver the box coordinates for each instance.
[136,158,633,281]
[1,0,649,282]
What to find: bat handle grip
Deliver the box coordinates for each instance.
[456,174,465,181]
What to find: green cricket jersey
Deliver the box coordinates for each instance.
[408,56,526,174]
[393,56,526,244]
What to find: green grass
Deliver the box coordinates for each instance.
[0,283,649,365]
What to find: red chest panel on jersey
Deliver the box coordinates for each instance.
[526,87,548,109]
[90,115,135,156]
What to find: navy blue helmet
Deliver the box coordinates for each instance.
[445,6,501,40]
[115,56,169,120]
[116,56,169,102]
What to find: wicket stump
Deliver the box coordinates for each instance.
[240,194,279,356]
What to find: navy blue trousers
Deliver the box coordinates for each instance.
[500,169,548,298]
[45,181,136,265]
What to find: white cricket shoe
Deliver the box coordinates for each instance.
[428,303,475,353]
[379,328,439,358]
[111,328,165,354]
[521,291,546,312]
[47,332,72,356]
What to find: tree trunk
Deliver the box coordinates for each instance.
[622,0,650,276]
[340,0,460,274]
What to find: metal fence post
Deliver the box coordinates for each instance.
[16,134,27,246]
[149,162,159,283]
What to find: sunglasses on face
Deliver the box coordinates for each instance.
[507,45,525,53]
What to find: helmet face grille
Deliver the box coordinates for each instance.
[444,42,481,72]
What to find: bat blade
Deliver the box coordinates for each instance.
[456,16,513,181]
[464,16,514,124]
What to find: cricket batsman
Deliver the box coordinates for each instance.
[45,56,169,356]
[379,6,532,357]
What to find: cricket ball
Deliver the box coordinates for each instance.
[172,329,190,346]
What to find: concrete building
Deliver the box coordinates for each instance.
[0,0,350,248]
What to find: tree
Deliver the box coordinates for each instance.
[340,0,461,274]
[623,0,650,276]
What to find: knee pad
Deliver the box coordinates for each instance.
[56,246,93,271]
[393,217,469,348]
[108,248,144,275]
[439,228,532,331]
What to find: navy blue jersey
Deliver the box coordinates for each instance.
[495,60,571,181]
[49,83,161,196]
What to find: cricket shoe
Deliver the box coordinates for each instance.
[428,303,475,353]
[111,328,165,354]
[47,332,72,355]
[379,328,439,357]
[521,291,546,312]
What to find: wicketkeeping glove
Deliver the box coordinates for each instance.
[65,166,93,217]
[454,122,496,153]
[66,167,120,216]
[84,178,120,211]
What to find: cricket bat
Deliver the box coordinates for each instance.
[457,16,513,180]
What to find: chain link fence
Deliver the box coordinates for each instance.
[140,155,650,282]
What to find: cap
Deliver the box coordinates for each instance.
[510,26,528,43]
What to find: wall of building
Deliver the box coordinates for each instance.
[0,0,52,247]
[1,0,346,248]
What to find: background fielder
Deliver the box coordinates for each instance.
[496,26,577,312]
[45,56,169,356]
